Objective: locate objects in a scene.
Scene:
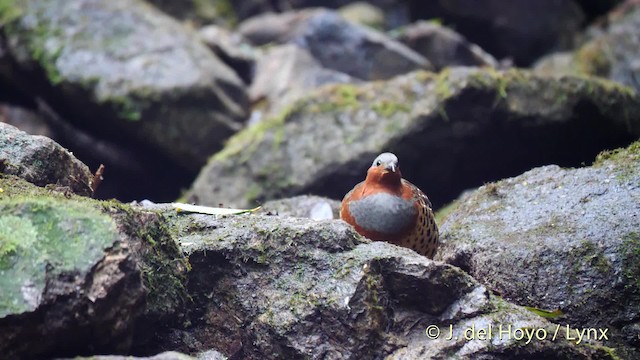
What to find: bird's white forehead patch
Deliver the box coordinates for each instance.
[372,152,398,166]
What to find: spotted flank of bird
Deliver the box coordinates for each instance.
[340,152,439,258]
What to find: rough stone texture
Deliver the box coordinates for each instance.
[0,0,249,171]
[197,25,256,85]
[248,44,357,121]
[153,210,608,359]
[260,195,341,219]
[238,8,432,80]
[147,0,236,26]
[230,0,410,28]
[70,351,199,360]
[533,2,640,93]
[394,20,498,70]
[409,0,585,65]
[437,141,640,359]
[0,175,189,359]
[0,122,93,196]
[187,68,640,209]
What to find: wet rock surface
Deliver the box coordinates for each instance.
[0,122,93,196]
[148,210,608,359]
[534,2,640,93]
[0,175,189,359]
[437,141,640,358]
[0,0,249,200]
[1,1,639,358]
[187,67,640,209]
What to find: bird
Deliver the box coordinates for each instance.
[340,152,439,258]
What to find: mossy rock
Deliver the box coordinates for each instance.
[0,175,189,358]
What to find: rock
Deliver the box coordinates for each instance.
[0,175,189,359]
[259,195,341,219]
[248,44,357,120]
[146,0,236,26]
[437,141,640,358]
[393,20,498,70]
[197,25,256,85]
[186,68,640,209]
[337,1,385,30]
[409,0,585,65]
[0,0,249,172]
[238,8,432,80]
[154,210,610,359]
[230,0,411,28]
[0,102,54,138]
[533,2,640,93]
[70,351,198,360]
[0,122,93,196]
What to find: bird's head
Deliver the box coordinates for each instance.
[366,152,402,185]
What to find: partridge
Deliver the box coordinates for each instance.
[340,152,439,258]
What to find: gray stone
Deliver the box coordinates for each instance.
[156,209,608,359]
[260,195,341,220]
[1,0,249,171]
[0,122,93,196]
[394,20,498,70]
[197,25,256,85]
[239,8,432,80]
[186,68,640,209]
[410,0,585,65]
[248,44,357,120]
[0,177,189,359]
[437,141,640,358]
[533,3,640,93]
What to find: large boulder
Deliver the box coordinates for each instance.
[534,2,640,93]
[187,68,640,209]
[393,20,498,70]
[408,0,585,65]
[229,0,410,28]
[0,175,189,359]
[238,9,432,80]
[150,209,609,359]
[248,44,357,120]
[0,122,93,196]
[0,0,249,171]
[437,141,640,358]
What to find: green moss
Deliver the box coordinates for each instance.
[372,100,411,117]
[204,0,237,26]
[593,141,640,182]
[574,39,611,77]
[434,200,459,225]
[0,0,22,25]
[244,183,262,204]
[310,83,362,113]
[212,102,295,163]
[109,95,142,121]
[105,202,190,317]
[0,198,119,317]
[620,232,640,295]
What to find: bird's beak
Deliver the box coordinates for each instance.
[384,163,396,173]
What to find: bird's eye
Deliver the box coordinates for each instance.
[375,160,381,166]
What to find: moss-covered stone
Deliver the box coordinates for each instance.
[0,198,118,317]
